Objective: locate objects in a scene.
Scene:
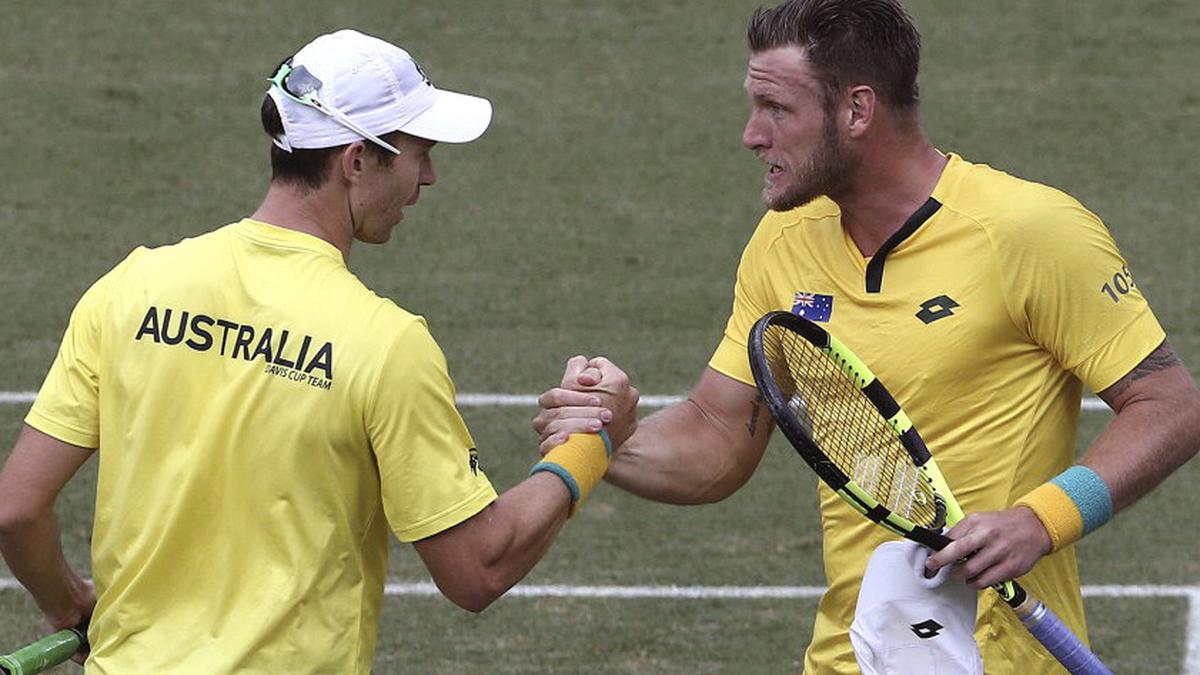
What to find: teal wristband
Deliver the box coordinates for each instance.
[598,429,613,457]
[530,461,581,501]
[1049,465,1113,536]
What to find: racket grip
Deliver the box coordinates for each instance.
[1018,600,1113,675]
[0,627,85,675]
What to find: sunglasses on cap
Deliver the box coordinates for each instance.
[268,59,402,155]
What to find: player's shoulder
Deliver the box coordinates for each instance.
[83,233,195,296]
[360,300,450,377]
[104,223,241,277]
[328,281,441,352]
[113,221,427,333]
[355,290,427,334]
[937,153,1101,241]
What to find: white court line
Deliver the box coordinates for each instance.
[1190,589,1200,675]
[383,582,829,599]
[0,391,1110,410]
[2,578,1195,671]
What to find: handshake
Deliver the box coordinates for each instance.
[525,356,641,514]
[532,355,641,454]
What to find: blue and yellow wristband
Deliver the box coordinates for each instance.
[1015,465,1113,552]
[530,430,613,517]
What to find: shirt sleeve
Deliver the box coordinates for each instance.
[367,317,497,542]
[708,214,778,386]
[25,269,117,449]
[995,191,1165,393]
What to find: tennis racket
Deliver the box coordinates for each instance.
[0,625,87,675]
[747,310,1111,675]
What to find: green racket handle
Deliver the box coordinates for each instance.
[0,626,86,675]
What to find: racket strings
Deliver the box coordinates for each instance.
[767,325,940,528]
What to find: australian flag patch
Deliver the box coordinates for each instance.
[790,291,833,322]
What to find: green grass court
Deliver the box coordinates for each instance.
[2,2,1198,672]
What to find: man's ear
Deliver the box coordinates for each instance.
[339,141,368,183]
[845,85,876,139]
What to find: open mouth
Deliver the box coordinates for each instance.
[759,154,784,177]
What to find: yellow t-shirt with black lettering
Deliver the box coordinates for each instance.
[27,219,497,674]
[709,154,1164,674]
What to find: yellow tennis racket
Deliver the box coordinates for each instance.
[747,310,1110,674]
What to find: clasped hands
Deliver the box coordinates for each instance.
[532,355,639,456]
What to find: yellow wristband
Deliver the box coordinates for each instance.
[530,431,612,517]
[1015,482,1084,552]
[1015,466,1113,553]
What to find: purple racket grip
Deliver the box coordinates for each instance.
[1020,600,1113,674]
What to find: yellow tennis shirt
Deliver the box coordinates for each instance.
[27,219,497,674]
[710,154,1164,674]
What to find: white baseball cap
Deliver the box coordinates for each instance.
[266,29,492,153]
[850,540,983,675]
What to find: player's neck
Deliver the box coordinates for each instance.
[833,138,947,259]
[250,182,355,264]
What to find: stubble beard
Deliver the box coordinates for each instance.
[763,116,856,211]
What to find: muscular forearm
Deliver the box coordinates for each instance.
[606,398,768,504]
[934,361,1200,584]
[532,366,768,506]
[472,474,571,599]
[418,473,571,612]
[0,509,91,627]
[1083,382,1200,513]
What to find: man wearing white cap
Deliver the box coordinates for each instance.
[0,29,625,673]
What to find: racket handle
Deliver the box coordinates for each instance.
[1011,595,1113,675]
[0,626,86,675]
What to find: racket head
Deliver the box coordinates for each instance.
[748,310,950,550]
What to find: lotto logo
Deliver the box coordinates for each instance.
[910,618,945,639]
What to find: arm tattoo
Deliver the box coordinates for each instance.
[747,394,764,437]
[1101,340,1181,400]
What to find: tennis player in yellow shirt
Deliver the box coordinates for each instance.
[0,29,625,673]
[535,1,1200,672]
